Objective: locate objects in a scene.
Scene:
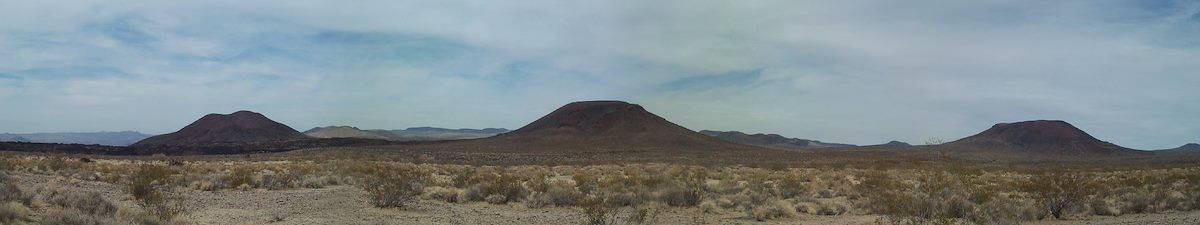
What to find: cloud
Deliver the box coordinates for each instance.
[0,0,1197,149]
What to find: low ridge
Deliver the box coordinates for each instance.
[304,126,391,140]
[699,130,857,149]
[1164,143,1200,153]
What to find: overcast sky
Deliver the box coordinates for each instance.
[0,0,1197,149]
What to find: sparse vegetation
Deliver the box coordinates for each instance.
[1,153,1200,224]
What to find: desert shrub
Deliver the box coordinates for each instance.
[776,172,810,199]
[424,186,464,203]
[45,157,83,173]
[1089,199,1121,216]
[817,189,837,198]
[546,180,583,206]
[580,197,617,225]
[698,199,719,214]
[873,216,973,225]
[42,209,119,225]
[748,199,796,221]
[224,166,255,189]
[572,172,600,195]
[625,203,663,224]
[525,192,553,208]
[257,169,300,190]
[0,202,29,224]
[486,194,508,204]
[465,173,526,204]
[0,174,32,205]
[817,202,848,216]
[1124,191,1155,214]
[1024,172,1097,219]
[657,184,701,207]
[125,211,185,225]
[299,175,339,189]
[360,165,429,209]
[45,190,116,216]
[972,196,1038,225]
[127,164,185,220]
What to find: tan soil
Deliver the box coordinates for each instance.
[10,172,1200,225]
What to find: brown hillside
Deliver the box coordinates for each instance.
[940,120,1146,157]
[427,101,767,154]
[132,111,309,147]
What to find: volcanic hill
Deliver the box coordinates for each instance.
[940,120,1145,157]
[441,101,764,153]
[699,130,856,149]
[1162,143,1200,153]
[132,110,309,147]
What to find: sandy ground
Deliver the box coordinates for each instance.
[11,173,1200,225]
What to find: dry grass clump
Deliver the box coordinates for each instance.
[749,199,796,221]
[0,174,32,224]
[44,189,117,216]
[0,174,33,206]
[41,208,120,225]
[0,202,30,225]
[423,186,466,203]
[578,196,663,225]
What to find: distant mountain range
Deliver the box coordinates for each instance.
[0,101,1189,161]
[303,126,508,141]
[0,131,152,146]
[698,130,857,149]
[873,141,913,148]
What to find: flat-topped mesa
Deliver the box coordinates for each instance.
[944,120,1143,157]
[131,110,308,147]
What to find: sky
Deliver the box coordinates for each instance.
[0,0,1197,150]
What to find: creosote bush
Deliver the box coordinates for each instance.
[0,202,30,224]
[1024,172,1097,219]
[128,164,186,220]
[360,164,430,209]
[45,189,116,216]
